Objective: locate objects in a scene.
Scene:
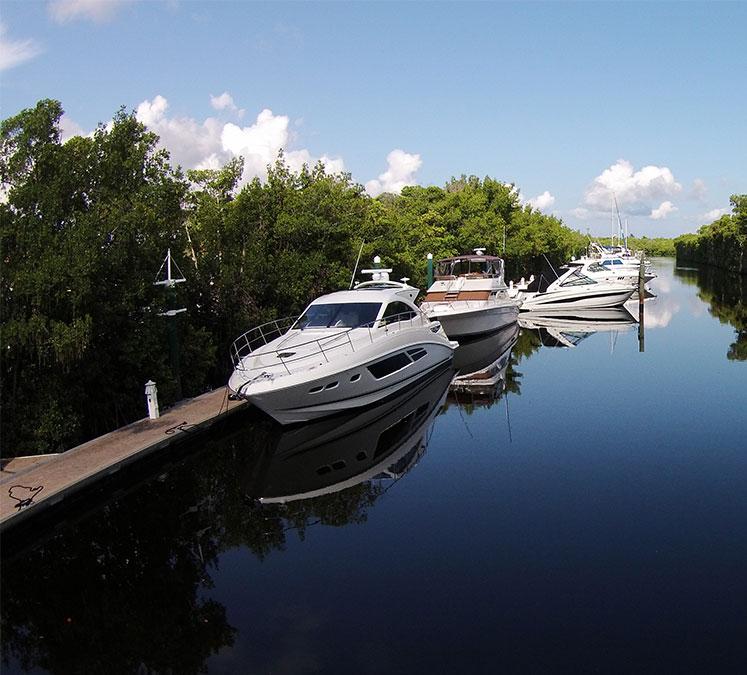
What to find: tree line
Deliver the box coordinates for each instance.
[0,99,616,457]
[674,195,747,274]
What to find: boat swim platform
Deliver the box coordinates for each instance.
[0,387,247,534]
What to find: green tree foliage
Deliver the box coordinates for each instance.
[594,236,676,257]
[371,175,585,288]
[1,101,200,455]
[184,154,371,381]
[675,194,747,274]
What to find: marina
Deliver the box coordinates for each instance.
[2,257,746,673]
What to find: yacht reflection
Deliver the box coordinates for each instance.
[518,307,637,348]
[243,366,455,503]
[449,322,520,402]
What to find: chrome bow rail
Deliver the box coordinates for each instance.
[230,312,431,375]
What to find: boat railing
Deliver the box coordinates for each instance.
[425,294,512,311]
[230,311,430,375]
[230,316,300,368]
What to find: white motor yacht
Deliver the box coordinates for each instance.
[420,249,521,338]
[570,242,657,283]
[563,259,653,287]
[228,265,457,424]
[517,266,636,312]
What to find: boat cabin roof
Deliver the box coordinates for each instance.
[435,254,504,278]
[310,283,418,307]
[437,254,503,264]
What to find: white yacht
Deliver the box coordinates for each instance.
[517,266,636,312]
[228,264,457,424]
[420,249,521,338]
[563,258,652,287]
[570,242,657,283]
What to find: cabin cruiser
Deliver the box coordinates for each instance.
[563,259,654,287]
[420,249,521,338]
[516,266,636,312]
[228,263,457,424]
[570,242,657,282]
[243,365,454,504]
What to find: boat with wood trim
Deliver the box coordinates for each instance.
[420,249,521,338]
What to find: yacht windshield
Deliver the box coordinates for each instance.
[295,302,381,329]
[560,270,596,287]
[437,257,501,276]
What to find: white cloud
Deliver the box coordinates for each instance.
[703,207,730,222]
[690,178,708,202]
[49,0,133,23]
[210,92,244,118]
[59,116,87,141]
[132,95,343,184]
[527,190,555,211]
[365,149,422,196]
[584,159,682,215]
[0,19,42,72]
[650,201,678,220]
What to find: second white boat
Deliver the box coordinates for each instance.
[517,266,636,311]
[420,249,521,338]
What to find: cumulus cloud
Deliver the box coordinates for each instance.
[527,190,556,211]
[584,159,682,215]
[650,201,678,220]
[59,116,87,141]
[0,19,42,72]
[703,207,730,222]
[132,95,344,184]
[365,149,422,196]
[210,92,244,117]
[49,0,133,23]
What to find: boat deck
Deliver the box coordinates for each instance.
[0,388,246,532]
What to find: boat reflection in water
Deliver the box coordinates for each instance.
[518,306,638,348]
[449,322,520,404]
[243,365,455,504]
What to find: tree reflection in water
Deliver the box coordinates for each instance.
[674,262,747,360]
[2,366,453,674]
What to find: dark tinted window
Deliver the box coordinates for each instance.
[296,302,381,328]
[368,352,411,379]
[382,301,417,324]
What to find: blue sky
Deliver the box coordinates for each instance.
[2,0,745,239]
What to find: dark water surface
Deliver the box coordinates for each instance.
[3,258,746,674]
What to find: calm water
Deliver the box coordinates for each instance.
[2,258,746,674]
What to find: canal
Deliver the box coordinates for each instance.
[2,258,746,674]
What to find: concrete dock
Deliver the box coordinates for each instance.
[1,387,247,532]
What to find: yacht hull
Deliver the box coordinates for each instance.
[519,286,635,311]
[229,333,456,425]
[423,301,520,339]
